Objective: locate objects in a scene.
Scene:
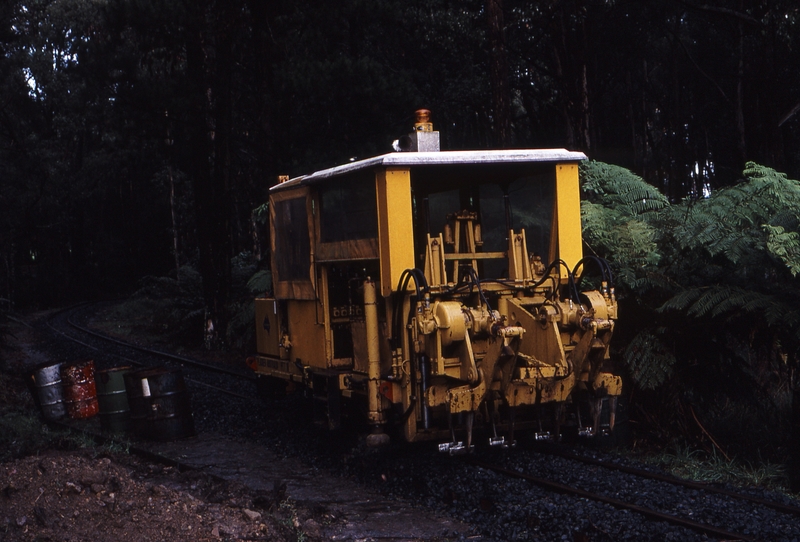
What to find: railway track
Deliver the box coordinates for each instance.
[467,457,757,541]
[41,302,800,541]
[39,303,472,541]
[530,444,800,519]
[45,303,257,401]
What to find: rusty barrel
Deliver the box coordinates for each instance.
[96,366,132,433]
[61,360,99,419]
[124,367,194,441]
[32,362,66,420]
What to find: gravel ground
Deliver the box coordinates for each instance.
[5,305,800,541]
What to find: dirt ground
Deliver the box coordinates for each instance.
[0,316,316,542]
[1,452,301,542]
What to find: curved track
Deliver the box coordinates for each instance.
[45,303,256,401]
[43,302,800,541]
[41,303,472,541]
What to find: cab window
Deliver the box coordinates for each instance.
[319,175,379,243]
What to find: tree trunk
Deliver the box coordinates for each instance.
[791,387,800,492]
[735,9,747,166]
[486,0,511,148]
[168,165,180,286]
[185,0,232,349]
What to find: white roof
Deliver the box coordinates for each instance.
[272,149,587,192]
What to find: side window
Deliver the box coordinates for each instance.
[478,183,506,253]
[507,176,554,258]
[426,176,554,258]
[426,189,460,237]
[274,197,311,281]
[319,175,379,242]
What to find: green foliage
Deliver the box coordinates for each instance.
[581,161,669,215]
[660,163,800,337]
[764,225,800,277]
[660,285,799,327]
[107,252,268,350]
[104,265,206,347]
[581,202,662,286]
[252,203,269,226]
[227,269,272,348]
[247,270,273,295]
[647,444,786,490]
[583,158,800,452]
[623,329,675,390]
[670,162,800,273]
[225,253,263,350]
[580,161,666,288]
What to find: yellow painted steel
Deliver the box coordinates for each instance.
[555,163,583,280]
[376,167,415,297]
[254,148,623,445]
[363,278,384,425]
[286,300,326,367]
[255,298,281,357]
[593,372,623,396]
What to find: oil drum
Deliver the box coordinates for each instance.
[32,361,66,421]
[123,368,151,438]
[124,367,194,441]
[61,360,99,419]
[96,366,131,433]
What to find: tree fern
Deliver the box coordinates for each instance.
[581,160,669,216]
[581,161,800,395]
[246,269,272,294]
[764,225,800,277]
[659,287,704,312]
[580,162,666,289]
[252,202,269,225]
[624,330,676,390]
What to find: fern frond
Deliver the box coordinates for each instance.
[686,286,751,318]
[663,284,799,334]
[580,161,669,216]
[252,202,269,225]
[246,269,272,294]
[708,288,774,318]
[659,288,704,312]
[623,330,676,389]
[672,164,800,277]
[628,272,681,294]
[764,225,800,276]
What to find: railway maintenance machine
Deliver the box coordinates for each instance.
[249,113,622,451]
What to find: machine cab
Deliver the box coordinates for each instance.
[251,123,619,447]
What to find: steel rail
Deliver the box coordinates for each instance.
[64,303,255,380]
[531,444,800,518]
[468,458,757,542]
[50,303,791,539]
[46,305,256,402]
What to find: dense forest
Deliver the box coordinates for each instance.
[2,1,800,470]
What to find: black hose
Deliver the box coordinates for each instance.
[390,271,413,350]
[572,256,607,283]
[463,265,494,316]
[391,268,428,349]
[411,267,429,292]
[572,256,615,289]
[526,259,580,303]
